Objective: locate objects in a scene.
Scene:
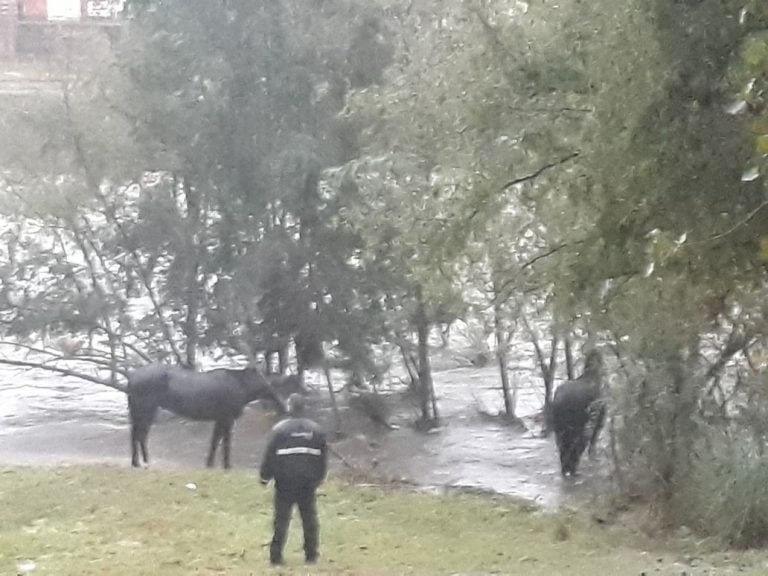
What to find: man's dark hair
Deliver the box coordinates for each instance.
[287,393,306,416]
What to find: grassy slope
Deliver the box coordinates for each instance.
[0,466,766,575]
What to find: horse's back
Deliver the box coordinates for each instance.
[166,368,242,393]
[162,368,248,420]
[128,365,171,395]
[552,378,599,430]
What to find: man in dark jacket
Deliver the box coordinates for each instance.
[260,393,327,566]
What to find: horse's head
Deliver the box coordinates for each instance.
[266,373,308,396]
[265,373,311,415]
[582,348,603,383]
[240,368,307,414]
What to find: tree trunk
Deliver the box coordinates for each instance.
[322,364,342,436]
[542,335,559,434]
[278,343,288,375]
[564,336,575,380]
[398,341,419,389]
[544,334,559,404]
[660,352,697,502]
[181,177,201,369]
[524,314,559,433]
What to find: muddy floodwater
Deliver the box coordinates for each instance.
[0,361,608,509]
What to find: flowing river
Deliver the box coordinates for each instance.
[0,358,607,509]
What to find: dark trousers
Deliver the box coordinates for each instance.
[270,486,318,564]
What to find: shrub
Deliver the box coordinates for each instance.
[677,436,768,548]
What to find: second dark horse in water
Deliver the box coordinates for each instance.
[128,365,298,469]
[552,349,606,477]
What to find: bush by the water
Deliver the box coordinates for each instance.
[678,439,768,548]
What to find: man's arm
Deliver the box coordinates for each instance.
[260,433,278,483]
[318,433,328,483]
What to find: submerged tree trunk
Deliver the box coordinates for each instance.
[415,285,437,424]
[492,276,514,417]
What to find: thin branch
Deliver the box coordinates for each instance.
[520,241,573,271]
[507,105,594,115]
[0,340,128,372]
[61,72,184,366]
[0,357,126,392]
[0,341,58,358]
[706,200,768,242]
[93,189,184,365]
[521,313,548,378]
[489,240,584,305]
[468,3,520,89]
[465,151,580,226]
[122,341,153,364]
[502,151,580,191]
[704,329,748,383]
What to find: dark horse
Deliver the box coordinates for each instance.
[128,365,301,469]
[552,350,606,477]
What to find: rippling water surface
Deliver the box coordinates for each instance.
[0,360,607,508]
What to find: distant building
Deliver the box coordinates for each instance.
[0,1,19,57]
[0,0,124,58]
[18,0,124,21]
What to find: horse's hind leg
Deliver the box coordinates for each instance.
[130,423,141,468]
[131,421,151,468]
[555,429,570,477]
[129,395,144,468]
[129,396,156,468]
[207,420,224,468]
[221,419,234,470]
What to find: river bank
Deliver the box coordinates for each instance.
[2,466,765,576]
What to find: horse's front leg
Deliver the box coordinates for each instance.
[221,419,234,469]
[131,423,141,468]
[207,420,224,468]
[139,433,150,467]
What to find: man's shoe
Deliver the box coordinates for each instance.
[305,555,318,565]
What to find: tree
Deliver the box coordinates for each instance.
[0,0,397,405]
[332,0,597,425]
[552,0,768,518]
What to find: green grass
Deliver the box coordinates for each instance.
[0,466,765,575]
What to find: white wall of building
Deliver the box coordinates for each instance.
[46,0,81,20]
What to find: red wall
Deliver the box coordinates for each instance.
[21,0,47,19]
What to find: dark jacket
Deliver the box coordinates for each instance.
[260,417,327,491]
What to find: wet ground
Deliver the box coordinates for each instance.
[0,360,607,510]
